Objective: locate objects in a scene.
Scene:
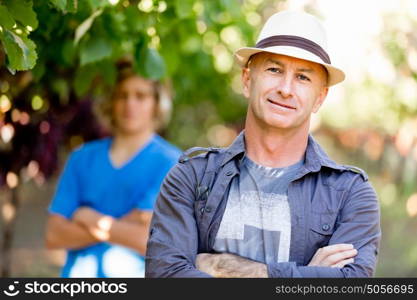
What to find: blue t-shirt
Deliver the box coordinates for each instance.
[48,134,181,277]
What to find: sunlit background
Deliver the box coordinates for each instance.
[0,0,416,277]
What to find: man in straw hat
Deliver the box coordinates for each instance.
[146,10,381,277]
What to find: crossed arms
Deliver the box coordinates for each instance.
[196,244,358,278]
[145,161,381,278]
[45,208,152,255]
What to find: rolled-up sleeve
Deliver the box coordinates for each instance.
[145,161,211,278]
[267,177,381,278]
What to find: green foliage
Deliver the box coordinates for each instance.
[49,0,68,12]
[73,64,97,97]
[1,29,37,73]
[74,8,102,45]
[79,35,113,65]
[135,45,166,79]
[49,0,78,13]
[0,0,264,148]
[0,5,15,30]
[0,0,39,73]
[174,0,194,19]
[5,0,38,30]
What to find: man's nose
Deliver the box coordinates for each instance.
[276,74,294,98]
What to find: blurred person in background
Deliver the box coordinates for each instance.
[45,61,181,277]
[146,10,381,278]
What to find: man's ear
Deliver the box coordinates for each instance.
[312,86,328,113]
[241,67,251,98]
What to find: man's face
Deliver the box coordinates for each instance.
[112,76,156,135]
[242,52,329,132]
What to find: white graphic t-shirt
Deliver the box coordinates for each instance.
[213,156,304,264]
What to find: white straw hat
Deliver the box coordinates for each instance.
[234,10,345,86]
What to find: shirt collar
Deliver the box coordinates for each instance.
[304,134,344,172]
[221,131,344,172]
[221,131,246,167]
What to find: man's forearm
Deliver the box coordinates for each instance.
[197,254,346,278]
[72,208,150,255]
[106,219,149,255]
[196,245,358,278]
[196,253,268,278]
[45,216,99,250]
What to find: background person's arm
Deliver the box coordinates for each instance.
[45,214,99,250]
[45,208,152,254]
[72,208,152,256]
[45,150,99,250]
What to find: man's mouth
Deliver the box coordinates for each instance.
[267,98,296,110]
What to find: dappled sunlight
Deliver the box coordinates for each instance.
[407,194,417,217]
[1,123,14,143]
[207,124,237,147]
[395,119,417,157]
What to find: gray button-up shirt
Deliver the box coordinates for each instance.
[145,132,381,277]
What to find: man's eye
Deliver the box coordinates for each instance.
[297,74,310,81]
[267,67,281,73]
[135,92,151,100]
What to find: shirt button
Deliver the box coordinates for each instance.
[205,206,212,213]
[322,224,330,231]
[226,171,233,176]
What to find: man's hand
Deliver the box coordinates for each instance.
[196,253,268,278]
[72,207,114,242]
[308,244,357,268]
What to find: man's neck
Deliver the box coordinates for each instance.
[110,129,154,167]
[244,122,309,168]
